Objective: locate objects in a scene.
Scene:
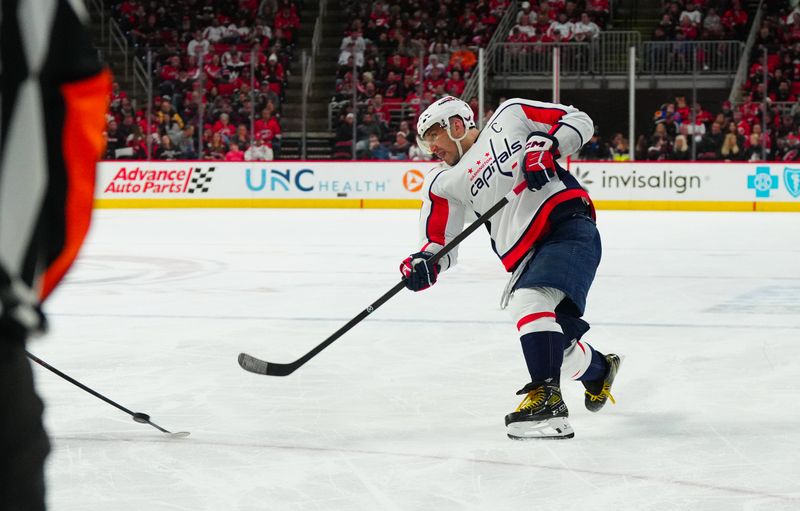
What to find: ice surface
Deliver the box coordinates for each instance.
[32,208,800,510]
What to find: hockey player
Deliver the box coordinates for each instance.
[400,96,621,439]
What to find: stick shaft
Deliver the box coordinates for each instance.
[26,351,136,416]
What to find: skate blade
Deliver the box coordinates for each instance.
[507,417,574,440]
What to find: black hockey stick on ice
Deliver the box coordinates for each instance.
[26,351,190,438]
[238,183,528,377]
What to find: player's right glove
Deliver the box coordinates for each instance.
[523,132,560,191]
[400,251,440,292]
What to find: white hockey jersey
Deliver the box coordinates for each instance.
[416,98,595,273]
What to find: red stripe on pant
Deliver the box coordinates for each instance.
[516,312,556,331]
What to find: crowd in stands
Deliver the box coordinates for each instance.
[506,0,609,44]
[576,92,800,162]
[578,2,800,162]
[104,0,299,160]
[651,0,751,43]
[330,0,509,160]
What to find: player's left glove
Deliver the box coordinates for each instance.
[400,251,440,292]
[523,131,560,191]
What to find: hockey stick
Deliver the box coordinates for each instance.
[26,351,190,438]
[238,182,528,377]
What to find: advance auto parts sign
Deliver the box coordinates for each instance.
[100,164,216,195]
[97,162,430,200]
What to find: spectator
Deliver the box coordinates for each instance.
[722,1,748,39]
[647,136,670,160]
[389,131,411,159]
[703,8,725,39]
[254,108,281,147]
[548,13,574,41]
[573,13,601,42]
[513,15,537,40]
[611,139,630,161]
[126,125,148,159]
[274,4,300,39]
[187,30,210,58]
[336,112,356,144]
[213,113,236,140]
[156,135,180,160]
[173,125,197,159]
[231,124,251,150]
[365,133,390,159]
[156,100,184,134]
[205,131,227,160]
[204,54,223,81]
[225,142,246,161]
[578,131,611,159]
[449,40,477,71]
[424,54,447,78]
[516,1,537,24]
[445,70,466,97]
[105,119,125,159]
[670,135,691,160]
[744,133,766,161]
[245,137,274,160]
[356,112,383,153]
[699,122,724,158]
[679,2,702,26]
[720,133,743,161]
[202,18,224,44]
[340,31,366,67]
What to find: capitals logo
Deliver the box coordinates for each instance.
[469,137,523,196]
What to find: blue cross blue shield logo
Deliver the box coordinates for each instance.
[747,166,779,198]
[784,168,800,198]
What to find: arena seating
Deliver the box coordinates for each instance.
[104,0,299,160]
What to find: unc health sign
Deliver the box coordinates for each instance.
[96,161,430,202]
[566,161,800,205]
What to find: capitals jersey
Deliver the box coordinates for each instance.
[417,98,595,273]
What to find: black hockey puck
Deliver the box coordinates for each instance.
[132,412,150,424]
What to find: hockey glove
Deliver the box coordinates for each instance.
[523,132,560,191]
[400,251,440,292]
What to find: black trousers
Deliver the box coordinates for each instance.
[0,341,50,511]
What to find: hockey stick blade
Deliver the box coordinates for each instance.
[238,352,295,376]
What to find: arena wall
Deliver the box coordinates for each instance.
[95,161,800,212]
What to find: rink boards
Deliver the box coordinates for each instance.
[94,160,800,212]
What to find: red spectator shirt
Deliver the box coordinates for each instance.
[225,150,245,161]
[722,9,748,29]
[213,121,236,138]
[585,0,610,13]
[371,103,392,126]
[445,78,466,97]
[274,12,300,32]
[254,117,281,144]
[160,64,180,82]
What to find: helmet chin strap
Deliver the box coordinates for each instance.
[446,124,469,158]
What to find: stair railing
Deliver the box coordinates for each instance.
[729,0,765,103]
[301,0,327,158]
[108,17,129,81]
[86,0,105,45]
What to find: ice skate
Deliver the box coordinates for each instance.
[583,354,622,412]
[505,380,574,440]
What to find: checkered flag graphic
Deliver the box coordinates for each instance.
[188,167,216,193]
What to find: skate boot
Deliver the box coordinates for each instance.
[583,354,622,412]
[505,379,574,440]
